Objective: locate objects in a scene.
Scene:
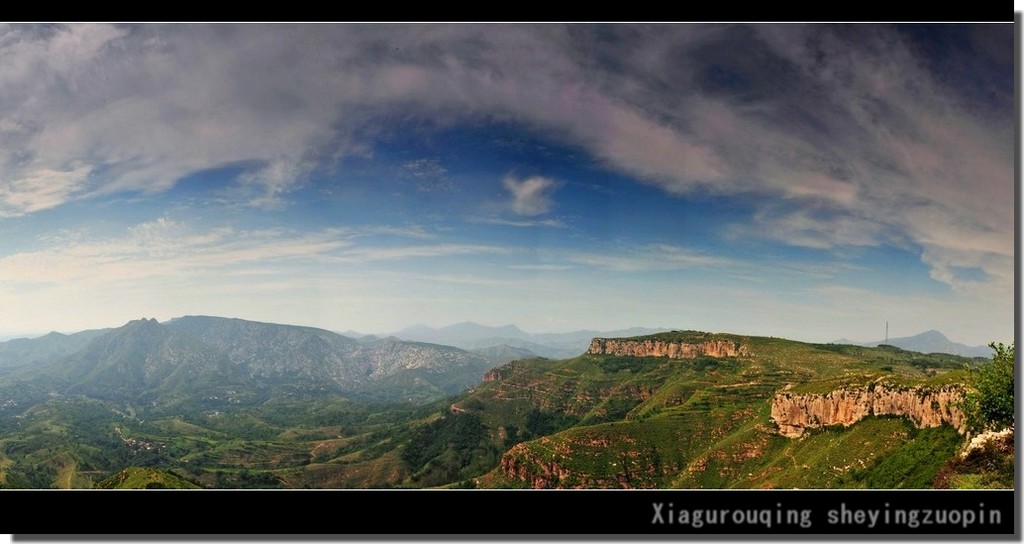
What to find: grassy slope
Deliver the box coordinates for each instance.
[0,391,421,488]
[96,467,202,489]
[0,332,988,489]
[469,334,979,489]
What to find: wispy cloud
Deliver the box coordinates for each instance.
[0,166,92,217]
[328,244,512,263]
[566,243,735,273]
[473,216,566,228]
[0,24,1011,341]
[238,158,312,208]
[400,158,453,192]
[402,158,447,178]
[502,175,559,216]
[0,218,451,287]
[0,218,347,285]
[506,264,575,271]
[726,207,895,250]
[1,24,1010,302]
[0,215,516,334]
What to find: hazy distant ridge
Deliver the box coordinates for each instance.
[387,322,671,359]
[3,316,512,405]
[832,329,990,358]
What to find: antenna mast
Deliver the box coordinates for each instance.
[885,321,889,344]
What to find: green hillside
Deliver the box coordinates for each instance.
[437,333,994,489]
[0,329,1006,489]
[96,467,202,489]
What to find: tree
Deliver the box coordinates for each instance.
[961,342,1014,433]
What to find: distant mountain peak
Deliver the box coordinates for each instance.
[834,329,988,358]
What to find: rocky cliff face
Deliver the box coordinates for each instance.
[500,441,575,488]
[770,384,965,438]
[499,434,662,489]
[482,368,504,382]
[587,338,749,359]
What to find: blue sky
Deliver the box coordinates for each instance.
[0,23,1014,346]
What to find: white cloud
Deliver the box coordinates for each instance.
[502,175,559,216]
[0,24,338,210]
[0,217,510,293]
[0,216,514,335]
[238,158,311,208]
[0,219,352,286]
[0,24,1010,324]
[728,207,894,250]
[0,166,92,217]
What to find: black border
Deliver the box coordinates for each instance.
[3,16,1021,541]
[7,489,1017,536]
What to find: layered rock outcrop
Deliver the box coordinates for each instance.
[587,338,749,359]
[499,435,661,489]
[482,368,504,382]
[771,384,965,438]
[500,442,574,488]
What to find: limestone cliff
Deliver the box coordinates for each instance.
[587,338,749,359]
[771,384,965,438]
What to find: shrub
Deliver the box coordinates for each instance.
[961,343,1014,433]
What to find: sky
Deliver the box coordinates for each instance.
[0,23,1014,346]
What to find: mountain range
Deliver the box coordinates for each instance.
[0,318,1006,490]
[365,322,987,359]
[0,320,986,410]
[833,329,991,358]
[0,328,110,376]
[1,316,511,405]
[0,317,679,406]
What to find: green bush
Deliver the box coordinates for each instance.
[524,409,578,438]
[961,343,1014,433]
[401,412,498,486]
[596,356,651,373]
[852,426,961,488]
